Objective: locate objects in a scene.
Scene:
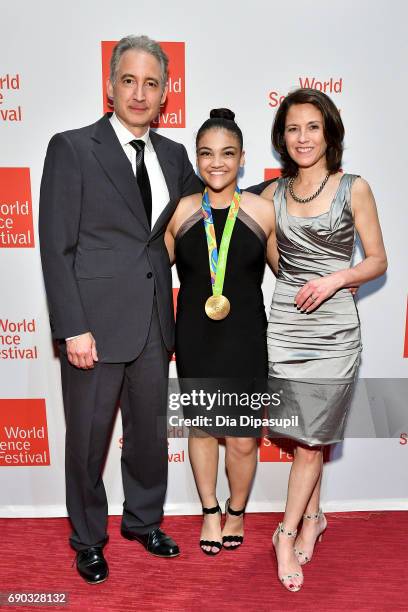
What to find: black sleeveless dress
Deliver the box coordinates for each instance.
[174,205,268,435]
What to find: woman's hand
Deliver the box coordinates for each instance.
[296,178,387,313]
[295,273,344,312]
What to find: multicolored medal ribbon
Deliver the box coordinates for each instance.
[202,186,241,320]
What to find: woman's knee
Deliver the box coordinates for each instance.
[295,445,322,464]
[226,437,257,458]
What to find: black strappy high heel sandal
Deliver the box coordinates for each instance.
[199,503,222,556]
[222,498,245,550]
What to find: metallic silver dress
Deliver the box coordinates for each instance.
[267,174,362,446]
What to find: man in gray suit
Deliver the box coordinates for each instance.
[39,35,201,584]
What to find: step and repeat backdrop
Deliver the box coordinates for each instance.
[0,0,407,517]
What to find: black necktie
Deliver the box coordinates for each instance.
[129,139,152,227]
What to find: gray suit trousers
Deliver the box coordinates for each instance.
[60,302,169,551]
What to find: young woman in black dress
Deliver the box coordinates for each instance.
[165,109,277,555]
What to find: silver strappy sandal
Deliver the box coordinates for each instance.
[294,508,327,565]
[272,523,303,592]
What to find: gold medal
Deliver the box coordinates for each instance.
[202,187,240,322]
[205,294,230,320]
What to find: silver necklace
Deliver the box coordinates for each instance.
[288,172,330,204]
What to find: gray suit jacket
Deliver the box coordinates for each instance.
[39,114,201,362]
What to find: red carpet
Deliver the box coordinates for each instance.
[0,512,405,611]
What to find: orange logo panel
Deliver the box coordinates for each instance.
[0,399,50,466]
[173,287,179,319]
[259,437,332,462]
[264,168,281,181]
[0,168,34,248]
[171,288,179,361]
[101,41,185,128]
[259,437,294,462]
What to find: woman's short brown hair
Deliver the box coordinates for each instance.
[272,88,344,177]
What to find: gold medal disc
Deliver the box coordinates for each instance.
[205,294,230,320]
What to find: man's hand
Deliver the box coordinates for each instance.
[66,332,98,369]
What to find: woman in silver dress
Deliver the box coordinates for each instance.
[261,88,387,592]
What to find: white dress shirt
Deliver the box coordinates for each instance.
[66,114,169,341]
[109,112,169,229]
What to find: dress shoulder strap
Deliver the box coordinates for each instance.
[337,173,361,212]
[272,177,288,215]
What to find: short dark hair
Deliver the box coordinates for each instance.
[196,108,243,150]
[272,88,344,177]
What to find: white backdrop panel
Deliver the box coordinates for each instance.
[0,0,407,517]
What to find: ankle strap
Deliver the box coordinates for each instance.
[278,522,297,537]
[303,508,323,521]
[226,498,245,516]
[202,504,221,514]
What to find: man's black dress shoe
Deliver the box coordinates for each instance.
[121,527,180,557]
[76,547,109,584]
